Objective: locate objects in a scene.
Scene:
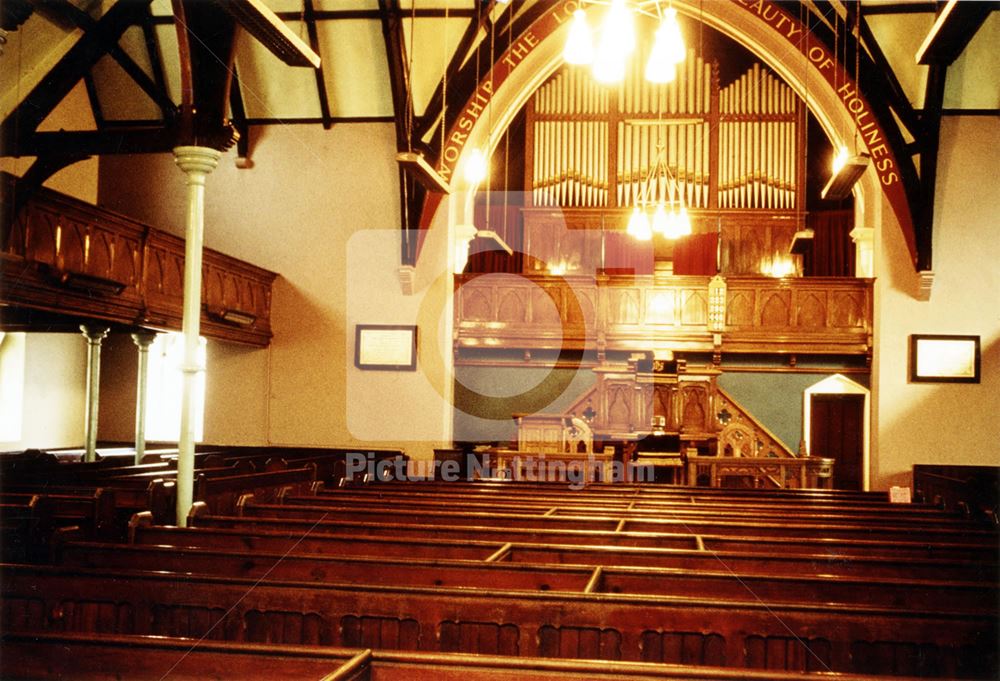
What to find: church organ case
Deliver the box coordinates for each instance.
[522,46,806,277]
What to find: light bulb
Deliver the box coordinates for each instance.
[651,203,670,234]
[832,145,849,174]
[634,216,653,241]
[677,205,692,236]
[604,0,636,54]
[645,9,685,83]
[645,53,677,84]
[660,8,686,64]
[664,209,682,239]
[628,206,652,240]
[463,148,488,184]
[593,48,627,83]
[564,10,594,65]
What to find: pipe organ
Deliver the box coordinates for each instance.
[718,64,798,211]
[531,68,610,208]
[525,52,804,215]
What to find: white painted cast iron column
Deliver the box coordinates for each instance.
[81,325,110,463]
[131,331,157,465]
[173,145,221,526]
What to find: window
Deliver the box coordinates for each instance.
[146,332,206,442]
[0,332,25,443]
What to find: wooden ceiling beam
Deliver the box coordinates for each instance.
[413,0,498,143]
[214,0,319,68]
[229,68,251,167]
[10,128,180,157]
[916,0,995,65]
[378,0,414,153]
[303,0,333,129]
[29,0,178,121]
[0,0,153,155]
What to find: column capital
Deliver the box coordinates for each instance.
[173,145,222,178]
[131,330,157,348]
[80,325,110,343]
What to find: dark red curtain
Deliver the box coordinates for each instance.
[603,232,655,275]
[673,233,719,275]
[805,209,855,276]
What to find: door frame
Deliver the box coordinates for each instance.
[803,374,870,491]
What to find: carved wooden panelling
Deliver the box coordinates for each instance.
[537,624,621,660]
[850,640,947,677]
[3,193,146,323]
[680,384,710,432]
[759,289,791,327]
[829,290,865,328]
[681,289,708,325]
[454,273,872,356]
[439,620,519,655]
[1,183,277,346]
[529,287,559,325]
[745,635,831,672]
[640,630,726,666]
[57,600,135,635]
[242,609,328,645]
[149,604,232,640]
[341,614,419,649]
[3,597,46,631]
[602,381,634,432]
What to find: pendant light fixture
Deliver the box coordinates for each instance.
[564,1,685,85]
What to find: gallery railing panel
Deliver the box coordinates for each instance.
[2,180,276,346]
[455,273,872,357]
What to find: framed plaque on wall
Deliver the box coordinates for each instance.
[354,324,418,371]
[909,334,980,384]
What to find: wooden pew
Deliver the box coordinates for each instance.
[313,486,965,519]
[57,539,998,612]
[322,480,917,509]
[2,563,995,677]
[2,631,935,681]
[356,478,886,501]
[130,524,997,582]
[212,508,998,561]
[0,497,52,562]
[196,465,317,515]
[281,494,984,530]
[0,490,116,541]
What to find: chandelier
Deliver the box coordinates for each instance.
[564,0,686,84]
[626,140,692,241]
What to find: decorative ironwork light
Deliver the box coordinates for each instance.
[627,141,692,241]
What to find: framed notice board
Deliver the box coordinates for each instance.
[355,324,417,371]
[909,334,980,383]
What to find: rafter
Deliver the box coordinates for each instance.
[0,0,154,154]
[29,0,178,121]
[914,63,947,272]
[413,0,498,143]
[303,0,333,129]
[229,68,251,167]
[378,0,413,153]
[7,127,179,157]
[916,0,995,65]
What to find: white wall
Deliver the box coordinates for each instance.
[98,123,454,460]
[1,333,88,450]
[872,116,1000,489]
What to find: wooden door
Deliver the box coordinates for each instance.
[810,394,865,490]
